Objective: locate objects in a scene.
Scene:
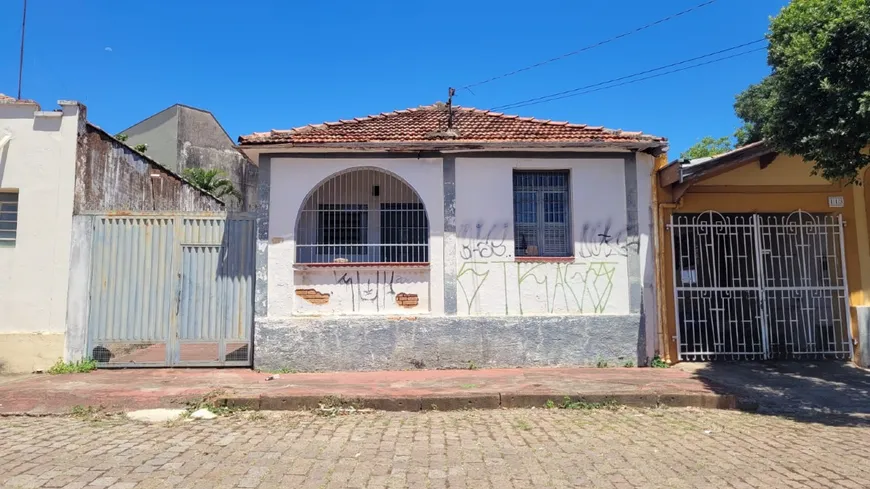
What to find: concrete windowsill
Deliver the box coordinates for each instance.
[294,262,431,270]
[514,257,575,263]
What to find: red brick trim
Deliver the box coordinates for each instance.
[514,257,575,263]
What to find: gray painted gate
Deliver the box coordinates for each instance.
[87,214,255,367]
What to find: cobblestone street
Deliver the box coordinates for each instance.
[1,408,869,489]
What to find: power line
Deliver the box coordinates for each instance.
[490,41,767,112]
[459,0,720,91]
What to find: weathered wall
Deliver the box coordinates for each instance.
[255,151,654,369]
[267,157,445,317]
[255,315,641,372]
[293,268,430,315]
[120,105,179,172]
[177,107,258,212]
[0,102,80,372]
[75,125,224,213]
[121,105,258,212]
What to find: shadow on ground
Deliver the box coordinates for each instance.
[680,361,870,427]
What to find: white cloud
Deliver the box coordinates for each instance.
[104,47,113,52]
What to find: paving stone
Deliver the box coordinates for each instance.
[0,409,867,488]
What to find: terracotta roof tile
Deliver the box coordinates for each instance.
[0,93,39,108]
[238,103,665,147]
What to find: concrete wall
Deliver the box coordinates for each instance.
[123,105,258,212]
[121,105,179,173]
[255,151,655,370]
[0,102,80,372]
[75,125,224,213]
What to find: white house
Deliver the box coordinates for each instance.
[0,95,80,373]
[239,103,667,371]
[0,95,225,373]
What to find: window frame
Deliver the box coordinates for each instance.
[0,190,18,248]
[512,170,572,258]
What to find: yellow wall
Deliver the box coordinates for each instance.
[657,153,866,363]
[696,154,830,186]
[0,333,64,373]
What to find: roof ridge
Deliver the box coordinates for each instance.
[237,102,667,145]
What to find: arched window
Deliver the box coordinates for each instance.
[296,167,429,264]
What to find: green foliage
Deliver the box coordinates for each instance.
[516,419,532,431]
[558,396,621,410]
[544,397,621,410]
[467,361,479,370]
[734,0,870,182]
[649,356,669,368]
[680,136,734,160]
[114,133,129,142]
[132,143,148,153]
[182,167,242,202]
[48,358,97,374]
[595,359,609,368]
[623,360,635,368]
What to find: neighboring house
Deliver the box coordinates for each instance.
[0,95,225,373]
[656,141,870,367]
[119,104,258,211]
[237,103,667,371]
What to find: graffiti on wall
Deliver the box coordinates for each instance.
[577,219,639,258]
[458,221,509,259]
[457,260,617,316]
[455,218,634,316]
[332,270,413,312]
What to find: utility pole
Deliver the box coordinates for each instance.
[446,87,456,129]
[17,0,28,100]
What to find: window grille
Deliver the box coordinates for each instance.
[0,191,18,248]
[296,168,429,264]
[513,171,570,257]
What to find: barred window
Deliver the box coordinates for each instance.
[0,191,18,248]
[296,168,429,264]
[513,171,570,257]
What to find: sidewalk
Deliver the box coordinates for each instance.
[0,367,746,414]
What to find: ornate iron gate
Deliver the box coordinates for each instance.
[670,211,852,361]
[87,214,255,367]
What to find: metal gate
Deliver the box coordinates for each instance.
[670,211,852,361]
[87,214,255,367]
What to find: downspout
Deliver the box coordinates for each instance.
[651,154,682,364]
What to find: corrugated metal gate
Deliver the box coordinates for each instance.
[670,211,853,361]
[87,214,255,367]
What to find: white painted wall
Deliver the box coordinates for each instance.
[294,268,429,315]
[267,153,656,324]
[0,102,80,335]
[268,157,444,317]
[454,156,634,316]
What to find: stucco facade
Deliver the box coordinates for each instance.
[251,149,659,371]
[0,100,80,373]
[656,144,870,365]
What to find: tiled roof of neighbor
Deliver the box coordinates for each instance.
[0,93,39,108]
[238,103,666,147]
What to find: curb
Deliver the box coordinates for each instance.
[218,392,758,412]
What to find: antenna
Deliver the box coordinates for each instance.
[17,0,27,100]
[447,87,456,129]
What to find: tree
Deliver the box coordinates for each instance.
[734,0,870,182]
[182,167,241,202]
[680,136,734,160]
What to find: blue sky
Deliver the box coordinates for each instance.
[0,0,787,156]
